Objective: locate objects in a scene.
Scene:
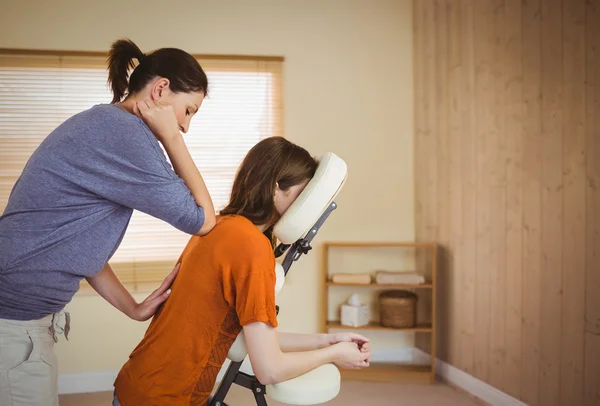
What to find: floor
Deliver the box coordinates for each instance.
[59,380,487,406]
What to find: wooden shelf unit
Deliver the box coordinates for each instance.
[321,241,438,384]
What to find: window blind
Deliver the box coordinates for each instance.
[0,51,283,292]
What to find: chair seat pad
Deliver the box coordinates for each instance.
[240,361,341,405]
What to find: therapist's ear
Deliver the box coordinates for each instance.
[150,78,171,101]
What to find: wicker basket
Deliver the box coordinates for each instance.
[379,290,417,328]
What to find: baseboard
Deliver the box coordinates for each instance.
[412,349,528,406]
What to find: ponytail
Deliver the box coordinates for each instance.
[107,39,145,103]
[106,38,208,105]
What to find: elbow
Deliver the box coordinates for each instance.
[254,368,279,386]
[253,355,283,385]
[195,213,216,236]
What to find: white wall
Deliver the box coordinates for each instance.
[0,0,414,374]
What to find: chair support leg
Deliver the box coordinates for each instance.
[252,390,269,406]
[209,361,242,406]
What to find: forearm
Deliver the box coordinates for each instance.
[245,323,337,385]
[161,134,216,234]
[262,347,335,384]
[85,263,137,319]
[277,332,330,352]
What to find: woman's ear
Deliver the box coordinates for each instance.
[274,182,291,195]
[150,78,171,101]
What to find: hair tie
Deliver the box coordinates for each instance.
[138,53,146,61]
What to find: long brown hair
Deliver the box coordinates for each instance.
[107,38,209,104]
[221,137,317,243]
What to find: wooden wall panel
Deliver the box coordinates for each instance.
[473,0,493,383]
[447,0,464,369]
[585,2,600,405]
[539,0,564,405]
[414,0,439,358]
[585,335,600,405]
[488,0,507,391]
[414,1,600,404]
[458,0,476,377]
[520,0,543,403]
[560,0,586,405]
[503,0,523,398]
[435,0,452,364]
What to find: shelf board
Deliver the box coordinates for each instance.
[340,362,433,383]
[326,321,433,333]
[323,241,436,248]
[327,282,432,288]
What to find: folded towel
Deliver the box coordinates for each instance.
[331,273,372,284]
[375,271,426,285]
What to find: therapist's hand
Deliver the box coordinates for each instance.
[134,99,180,143]
[131,263,180,321]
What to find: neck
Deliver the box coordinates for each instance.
[117,98,134,113]
[254,213,278,233]
[116,95,145,116]
[218,214,271,233]
[255,223,271,233]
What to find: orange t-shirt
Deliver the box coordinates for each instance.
[114,215,279,405]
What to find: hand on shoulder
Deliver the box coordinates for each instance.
[133,99,180,143]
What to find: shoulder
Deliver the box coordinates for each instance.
[214,216,271,247]
[44,104,152,149]
[67,104,156,145]
[212,216,274,262]
[63,104,141,130]
[71,105,172,171]
[29,104,147,162]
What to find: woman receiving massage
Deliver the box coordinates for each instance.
[112,136,372,405]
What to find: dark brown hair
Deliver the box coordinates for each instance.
[221,137,317,243]
[107,38,209,104]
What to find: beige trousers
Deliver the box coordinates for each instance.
[0,315,59,406]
